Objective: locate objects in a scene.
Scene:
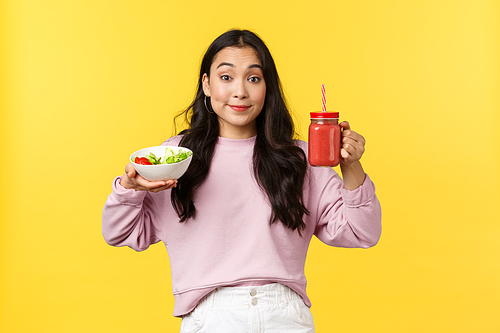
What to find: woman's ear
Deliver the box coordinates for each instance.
[202,73,210,97]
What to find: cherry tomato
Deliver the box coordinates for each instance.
[134,157,152,165]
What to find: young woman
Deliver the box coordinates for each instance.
[102,29,382,333]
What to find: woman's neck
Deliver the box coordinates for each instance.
[218,122,257,139]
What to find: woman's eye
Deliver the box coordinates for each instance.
[221,75,231,81]
[249,76,260,83]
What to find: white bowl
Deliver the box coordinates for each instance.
[129,146,193,181]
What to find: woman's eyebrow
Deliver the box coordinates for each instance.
[248,64,263,70]
[217,62,235,69]
[216,62,263,70]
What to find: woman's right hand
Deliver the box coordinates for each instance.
[120,163,177,193]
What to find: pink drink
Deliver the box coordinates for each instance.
[308,112,341,167]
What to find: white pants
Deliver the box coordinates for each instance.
[180,283,315,333]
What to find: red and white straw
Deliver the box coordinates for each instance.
[321,84,327,112]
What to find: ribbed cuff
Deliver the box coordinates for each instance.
[111,176,148,205]
[340,174,376,207]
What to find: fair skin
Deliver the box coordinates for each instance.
[202,46,266,139]
[339,121,366,190]
[120,46,366,191]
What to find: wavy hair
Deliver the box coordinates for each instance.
[171,29,309,234]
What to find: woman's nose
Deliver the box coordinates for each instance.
[233,80,248,99]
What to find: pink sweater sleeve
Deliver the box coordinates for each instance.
[313,173,382,248]
[102,177,162,251]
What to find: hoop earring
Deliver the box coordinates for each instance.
[204,96,215,114]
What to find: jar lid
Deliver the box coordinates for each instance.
[310,112,339,118]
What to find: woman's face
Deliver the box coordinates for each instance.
[202,46,266,139]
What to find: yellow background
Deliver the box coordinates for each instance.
[1,0,499,332]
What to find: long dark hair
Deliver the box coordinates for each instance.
[171,29,309,234]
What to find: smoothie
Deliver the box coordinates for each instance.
[308,112,341,167]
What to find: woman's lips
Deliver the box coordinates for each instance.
[229,105,250,112]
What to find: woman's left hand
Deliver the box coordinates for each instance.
[340,121,365,166]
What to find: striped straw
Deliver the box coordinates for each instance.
[321,84,327,112]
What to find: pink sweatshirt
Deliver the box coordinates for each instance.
[102,136,381,317]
